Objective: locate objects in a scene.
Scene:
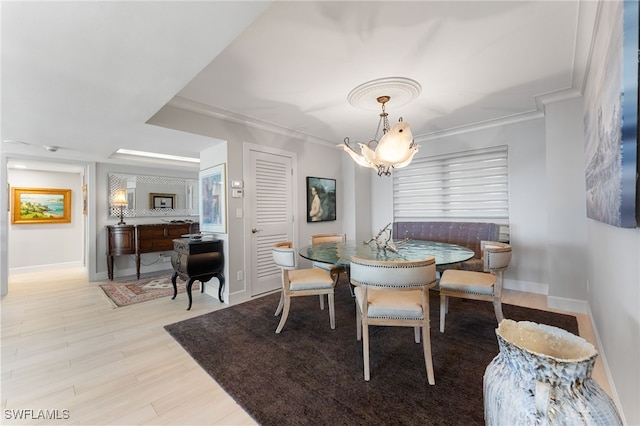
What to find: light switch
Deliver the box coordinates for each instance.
[236,208,243,218]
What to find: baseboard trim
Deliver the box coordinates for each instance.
[504,278,548,295]
[547,295,590,315]
[586,305,627,425]
[10,261,83,275]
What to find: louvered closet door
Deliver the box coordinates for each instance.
[249,149,293,296]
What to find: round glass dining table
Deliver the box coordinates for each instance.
[299,239,475,267]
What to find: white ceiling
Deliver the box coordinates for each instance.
[2,1,594,172]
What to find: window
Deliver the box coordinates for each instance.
[393,145,509,225]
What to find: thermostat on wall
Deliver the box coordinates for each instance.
[232,188,243,198]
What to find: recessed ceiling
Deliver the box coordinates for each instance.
[2,1,592,171]
[7,158,85,174]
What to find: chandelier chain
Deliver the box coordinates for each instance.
[373,98,390,144]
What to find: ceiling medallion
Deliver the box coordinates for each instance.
[339,78,421,177]
[347,77,422,111]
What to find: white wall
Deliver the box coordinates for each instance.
[7,169,84,272]
[544,98,589,304]
[587,221,639,425]
[342,156,373,243]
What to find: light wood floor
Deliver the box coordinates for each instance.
[2,268,611,425]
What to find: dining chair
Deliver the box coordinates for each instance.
[272,241,336,334]
[310,233,348,282]
[350,255,437,384]
[439,241,512,333]
[310,233,353,298]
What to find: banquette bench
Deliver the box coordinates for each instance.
[392,221,501,272]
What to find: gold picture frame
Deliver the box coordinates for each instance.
[12,187,72,224]
[82,184,88,215]
[149,193,176,209]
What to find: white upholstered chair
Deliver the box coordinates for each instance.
[350,256,437,384]
[439,241,512,333]
[272,241,336,334]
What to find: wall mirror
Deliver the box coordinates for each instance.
[109,173,199,218]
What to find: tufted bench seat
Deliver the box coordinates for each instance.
[392,221,501,272]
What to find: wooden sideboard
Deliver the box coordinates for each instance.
[106,222,199,280]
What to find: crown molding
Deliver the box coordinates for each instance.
[167,96,337,148]
[171,81,583,148]
[413,110,545,142]
[414,85,584,143]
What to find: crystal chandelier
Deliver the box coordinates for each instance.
[338,95,420,176]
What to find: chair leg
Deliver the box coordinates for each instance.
[275,296,291,334]
[439,295,447,333]
[362,321,371,381]
[356,306,362,341]
[274,292,284,316]
[319,294,325,310]
[414,326,421,343]
[330,271,340,286]
[421,324,436,385]
[493,297,504,324]
[328,293,335,329]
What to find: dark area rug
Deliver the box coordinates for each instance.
[164,276,578,425]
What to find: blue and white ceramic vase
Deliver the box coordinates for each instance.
[484,319,622,425]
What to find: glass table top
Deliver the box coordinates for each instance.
[299,239,475,266]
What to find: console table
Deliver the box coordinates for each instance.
[106,222,199,280]
[171,238,225,310]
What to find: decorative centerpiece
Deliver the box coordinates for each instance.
[484,319,622,425]
[364,223,409,253]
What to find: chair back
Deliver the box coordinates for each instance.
[310,233,347,245]
[350,256,436,289]
[272,241,297,270]
[481,241,512,272]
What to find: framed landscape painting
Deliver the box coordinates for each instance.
[12,187,72,224]
[306,176,336,222]
[200,163,227,233]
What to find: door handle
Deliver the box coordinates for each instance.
[252,228,262,234]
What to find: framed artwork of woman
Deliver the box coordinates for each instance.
[306,176,336,222]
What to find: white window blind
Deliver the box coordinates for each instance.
[393,145,509,224]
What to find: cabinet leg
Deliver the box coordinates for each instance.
[107,256,114,281]
[171,272,178,300]
[214,273,225,303]
[186,278,196,310]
